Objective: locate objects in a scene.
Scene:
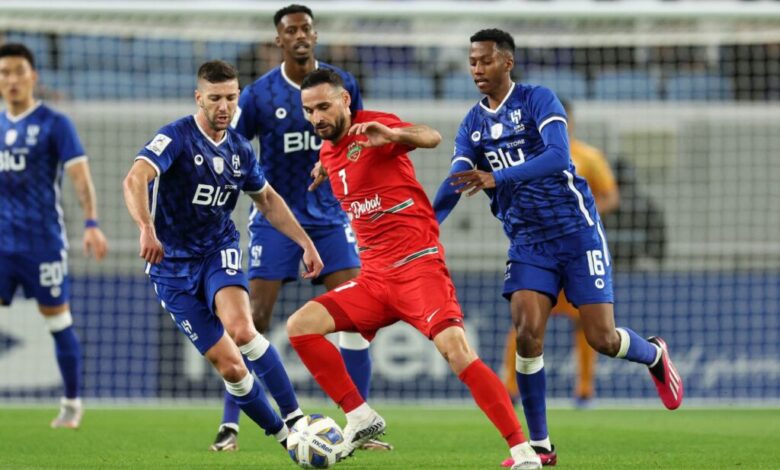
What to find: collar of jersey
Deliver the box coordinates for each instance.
[5,101,42,123]
[281,61,320,90]
[479,82,515,115]
[192,114,228,147]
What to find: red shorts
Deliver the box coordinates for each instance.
[314,258,464,341]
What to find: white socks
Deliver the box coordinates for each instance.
[345,402,372,425]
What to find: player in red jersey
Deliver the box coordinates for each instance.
[285,68,542,469]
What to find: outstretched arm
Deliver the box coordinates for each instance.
[348,122,442,149]
[249,185,323,279]
[123,160,163,264]
[66,160,108,260]
[432,158,474,224]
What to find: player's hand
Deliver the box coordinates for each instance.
[301,243,324,280]
[347,121,396,148]
[83,227,108,261]
[308,161,328,192]
[139,225,164,265]
[451,169,496,196]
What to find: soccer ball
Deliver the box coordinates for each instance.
[287,414,345,468]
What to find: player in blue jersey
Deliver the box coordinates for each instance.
[213,4,390,452]
[0,43,108,429]
[123,60,323,450]
[432,30,684,467]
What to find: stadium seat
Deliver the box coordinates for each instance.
[131,38,197,74]
[442,72,481,101]
[524,67,588,100]
[204,41,248,66]
[60,35,133,72]
[144,72,197,99]
[665,71,734,100]
[5,32,53,69]
[593,70,660,100]
[71,71,139,100]
[365,69,434,100]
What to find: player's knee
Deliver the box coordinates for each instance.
[213,357,248,383]
[514,325,543,356]
[435,330,477,374]
[251,303,273,334]
[586,331,620,356]
[231,327,260,348]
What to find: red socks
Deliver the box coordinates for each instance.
[289,334,364,412]
[459,359,526,447]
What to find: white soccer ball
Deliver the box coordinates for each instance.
[287,414,346,468]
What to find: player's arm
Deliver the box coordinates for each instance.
[122,160,163,264]
[307,160,328,192]
[65,160,108,260]
[348,122,441,149]
[248,185,323,279]
[432,157,474,224]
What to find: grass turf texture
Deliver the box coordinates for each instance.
[1,407,778,469]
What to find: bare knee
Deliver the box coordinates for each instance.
[511,292,551,358]
[586,329,621,356]
[251,302,273,334]
[230,324,260,347]
[433,327,478,375]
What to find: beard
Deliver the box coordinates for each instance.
[316,114,346,141]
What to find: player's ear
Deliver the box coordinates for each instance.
[274,35,282,48]
[342,89,351,109]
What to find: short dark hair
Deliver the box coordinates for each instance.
[470,29,515,54]
[274,4,314,27]
[0,43,35,69]
[301,68,344,91]
[197,60,238,84]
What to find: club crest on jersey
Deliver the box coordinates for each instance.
[4,129,18,146]
[25,125,39,145]
[275,107,287,119]
[510,109,522,125]
[231,154,241,176]
[346,142,362,162]
[213,156,225,175]
[471,131,481,142]
[194,154,204,165]
[490,123,503,140]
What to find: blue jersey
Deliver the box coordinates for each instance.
[136,115,267,277]
[454,83,598,244]
[0,103,86,252]
[232,61,362,227]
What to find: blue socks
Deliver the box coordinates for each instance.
[224,373,284,437]
[515,354,548,442]
[339,332,372,399]
[222,390,241,426]
[239,335,299,417]
[616,327,660,365]
[46,312,82,400]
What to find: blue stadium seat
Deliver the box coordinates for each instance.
[666,71,733,100]
[38,69,72,97]
[204,41,248,66]
[524,67,588,100]
[131,39,197,74]
[144,72,197,99]
[5,32,52,69]
[593,70,660,100]
[365,69,433,100]
[60,36,133,72]
[442,72,481,101]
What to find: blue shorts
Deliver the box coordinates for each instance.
[502,223,614,307]
[0,250,70,307]
[247,222,360,284]
[150,244,249,355]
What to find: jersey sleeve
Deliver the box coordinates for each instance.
[529,86,567,133]
[345,72,364,112]
[452,112,479,168]
[135,124,182,176]
[52,114,87,168]
[231,86,258,141]
[242,143,268,194]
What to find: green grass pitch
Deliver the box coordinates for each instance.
[1,406,778,468]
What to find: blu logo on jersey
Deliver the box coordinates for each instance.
[283,131,322,154]
[485,147,525,171]
[0,150,25,172]
[192,184,233,207]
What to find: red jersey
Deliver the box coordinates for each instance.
[319,110,442,272]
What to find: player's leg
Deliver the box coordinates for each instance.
[153,278,287,445]
[565,225,683,410]
[203,332,288,445]
[214,285,302,424]
[20,250,83,429]
[287,277,388,453]
[571,314,597,407]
